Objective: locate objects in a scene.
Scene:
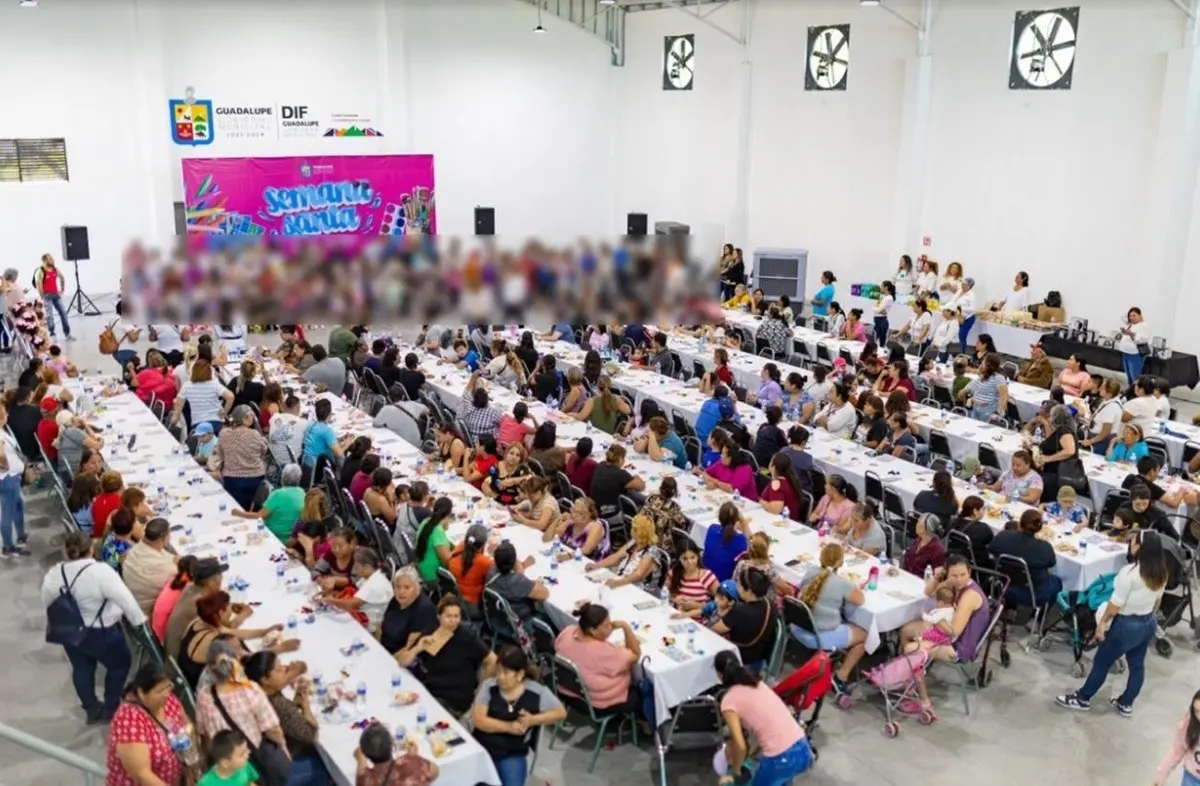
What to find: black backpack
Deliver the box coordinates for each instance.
[45,564,106,647]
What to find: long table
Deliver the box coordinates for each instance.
[73,382,501,786]
[1040,335,1200,390]
[534,339,1130,593]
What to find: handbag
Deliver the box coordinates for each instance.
[209,686,292,786]
[1056,455,1089,492]
[98,319,121,356]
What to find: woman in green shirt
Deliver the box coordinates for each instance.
[230,463,305,541]
[569,374,631,435]
[414,496,456,584]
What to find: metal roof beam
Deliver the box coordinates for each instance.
[516,0,627,66]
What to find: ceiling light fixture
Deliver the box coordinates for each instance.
[859,0,881,6]
[19,0,39,7]
[600,0,617,5]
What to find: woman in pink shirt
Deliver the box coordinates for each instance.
[704,443,758,501]
[1156,689,1200,786]
[554,602,641,713]
[497,402,536,450]
[808,474,855,531]
[151,556,196,641]
[1056,354,1092,399]
[714,651,811,785]
[840,308,868,343]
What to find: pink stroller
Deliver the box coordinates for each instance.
[837,649,934,737]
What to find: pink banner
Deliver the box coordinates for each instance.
[181,155,435,236]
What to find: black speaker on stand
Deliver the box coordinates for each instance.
[626,212,648,236]
[61,225,100,316]
[474,207,495,236]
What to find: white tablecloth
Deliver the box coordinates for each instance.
[74,383,501,786]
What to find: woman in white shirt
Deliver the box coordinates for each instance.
[873,281,896,344]
[816,382,857,439]
[1055,530,1167,715]
[995,272,1032,314]
[1152,378,1172,420]
[1117,307,1150,384]
[938,262,964,300]
[950,278,978,357]
[150,325,190,367]
[898,300,933,355]
[825,303,846,338]
[805,367,833,408]
[893,256,914,297]
[1081,378,1124,455]
[915,258,938,295]
[930,305,958,362]
[214,325,248,358]
[1121,377,1159,434]
[170,358,234,435]
[0,403,29,557]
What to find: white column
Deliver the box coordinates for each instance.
[381,0,414,151]
[730,0,754,244]
[1159,13,1200,354]
[130,0,176,243]
[888,0,934,261]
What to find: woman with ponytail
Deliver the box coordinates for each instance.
[571,374,631,435]
[792,542,868,694]
[703,501,751,582]
[151,555,198,641]
[413,497,455,584]
[448,523,494,609]
[714,650,811,786]
[759,454,805,522]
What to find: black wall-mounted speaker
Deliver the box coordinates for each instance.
[61,225,90,261]
[474,207,495,236]
[626,212,648,236]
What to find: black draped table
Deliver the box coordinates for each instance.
[1040,336,1200,389]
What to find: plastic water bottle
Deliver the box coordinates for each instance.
[1159,421,1168,436]
[315,679,328,704]
[170,729,201,768]
[1033,426,1044,443]
[1080,539,1089,559]
[924,564,933,581]
[219,550,228,564]
[276,562,286,586]
[416,705,428,726]
[356,681,368,709]
[287,615,298,630]
[733,490,742,505]
[393,725,407,751]
[867,566,879,591]
[391,673,403,692]
[687,622,697,651]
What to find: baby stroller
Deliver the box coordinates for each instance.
[773,650,834,738]
[841,649,934,737]
[1154,539,1197,657]
[1055,572,1117,678]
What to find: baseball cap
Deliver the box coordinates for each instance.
[193,557,229,582]
[40,397,59,412]
[716,579,740,600]
[193,422,215,436]
[1056,486,1078,504]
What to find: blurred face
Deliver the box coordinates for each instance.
[571,500,591,525]
[916,518,927,537]
[497,664,524,692]
[138,679,173,713]
[1133,497,1151,513]
[720,446,733,466]
[591,615,614,640]
[438,604,462,633]
[332,536,354,560]
[1191,698,1200,723]
[1128,310,1141,324]
[1068,355,1080,372]
[679,551,699,572]
[1123,426,1138,444]
[1012,457,1029,475]
[394,575,420,606]
[715,593,734,613]
[946,562,971,589]
[504,445,523,464]
[262,659,290,692]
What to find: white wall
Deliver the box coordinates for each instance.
[0,0,618,295]
[0,0,145,296]
[920,0,1184,337]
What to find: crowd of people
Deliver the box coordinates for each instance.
[4,245,1196,786]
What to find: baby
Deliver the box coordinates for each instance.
[921,586,956,646]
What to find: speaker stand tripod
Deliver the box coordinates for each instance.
[66,260,101,317]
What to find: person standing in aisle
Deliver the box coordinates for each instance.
[0,402,31,557]
[1054,529,1167,716]
[41,531,146,724]
[1118,306,1151,385]
[34,253,72,342]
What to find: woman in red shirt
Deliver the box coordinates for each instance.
[107,663,198,786]
[35,397,59,464]
[565,437,598,495]
[130,350,179,410]
[759,454,806,522]
[875,360,918,402]
[700,348,736,395]
[462,434,501,490]
[90,471,125,538]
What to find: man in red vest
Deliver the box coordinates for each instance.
[34,254,72,341]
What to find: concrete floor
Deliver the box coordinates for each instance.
[3,310,1199,786]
